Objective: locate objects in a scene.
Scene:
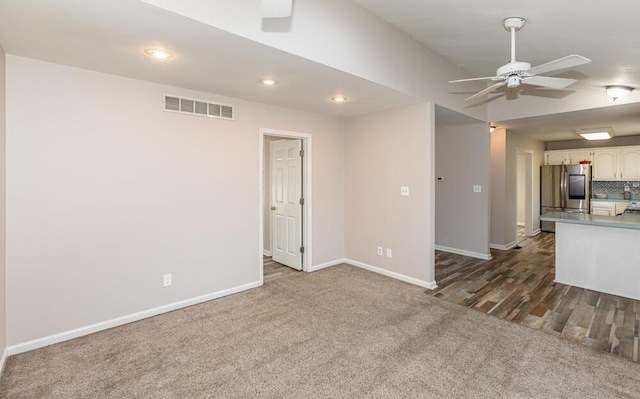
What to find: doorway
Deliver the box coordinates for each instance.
[515,148,534,246]
[259,129,312,283]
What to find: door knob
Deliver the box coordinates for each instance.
[271,206,277,211]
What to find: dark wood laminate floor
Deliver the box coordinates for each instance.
[430,232,639,363]
[263,256,300,282]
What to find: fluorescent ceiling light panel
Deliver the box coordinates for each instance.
[576,127,614,140]
[261,0,292,18]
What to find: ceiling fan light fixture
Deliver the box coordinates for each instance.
[606,86,633,101]
[576,127,614,141]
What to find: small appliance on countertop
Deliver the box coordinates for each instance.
[624,201,640,215]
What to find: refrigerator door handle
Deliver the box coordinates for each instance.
[560,165,566,209]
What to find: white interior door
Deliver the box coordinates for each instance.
[270,139,302,270]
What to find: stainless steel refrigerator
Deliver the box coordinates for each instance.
[540,164,591,232]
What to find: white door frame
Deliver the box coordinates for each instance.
[516,147,534,238]
[259,128,312,282]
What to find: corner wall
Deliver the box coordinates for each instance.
[0,46,7,369]
[506,133,545,234]
[344,103,434,286]
[491,128,545,248]
[435,123,491,258]
[5,56,345,348]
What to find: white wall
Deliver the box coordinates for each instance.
[0,46,7,365]
[344,103,434,286]
[5,55,345,346]
[490,128,508,247]
[435,122,491,258]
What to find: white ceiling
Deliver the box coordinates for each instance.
[0,0,420,118]
[357,0,640,140]
[2,0,640,141]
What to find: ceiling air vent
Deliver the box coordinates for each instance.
[163,94,234,121]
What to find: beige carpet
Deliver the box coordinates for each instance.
[1,264,639,398]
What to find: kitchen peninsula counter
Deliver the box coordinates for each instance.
[540,211,640,230]
[540,211,640,301]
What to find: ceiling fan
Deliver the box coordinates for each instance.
[449,17,591,102]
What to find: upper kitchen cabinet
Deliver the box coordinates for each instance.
[544,150,593,165]
[568,150,593,164]
[545,151,569,165]
[545,146,640,181]
[593,149,618,180]
[619,148,640,180]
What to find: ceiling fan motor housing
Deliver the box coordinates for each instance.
[496,61,531,77]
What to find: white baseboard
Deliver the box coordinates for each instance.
[531,229,541,236]
[263,249,271,257]
[0,347,7,377]
[435,245,492,260]
[344,259,437,290]
[7,280,263,356]
[308,258,345,272]
[489,241,517,251]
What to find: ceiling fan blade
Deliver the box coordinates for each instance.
[464,80,507,102]
[522,75,577,89]
[449,76,501,84]
[261,0,292,18]
[527,54,591,76]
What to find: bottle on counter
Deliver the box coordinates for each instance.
[624,185,631,200]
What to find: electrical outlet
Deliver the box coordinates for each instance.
[473,185,482,193]
[377,246,383,256]
[163,273,172,287]
[400,186,410,196]
[386,248,392,258]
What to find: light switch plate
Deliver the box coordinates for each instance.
[473,185,482,193]
[400,186,410,196]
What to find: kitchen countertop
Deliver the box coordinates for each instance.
[590,198,631,202]
[540,211,640,230]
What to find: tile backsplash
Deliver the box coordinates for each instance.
[592,180,640,200]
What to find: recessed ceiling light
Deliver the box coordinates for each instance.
[144,48,173,60]
[576,127,614,140]
[260,78,279,86]
[331,95,348,103]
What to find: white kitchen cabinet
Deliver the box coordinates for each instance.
[591,202,614,216]
[546,146,640,181]
[619,148,640,180]
[593,150,618,180]
[590,201,629,216]
[545,151,570,165]
[615,202,629,215]
[568,151,593,164]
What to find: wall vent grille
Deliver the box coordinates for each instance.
[163,94,234,120]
